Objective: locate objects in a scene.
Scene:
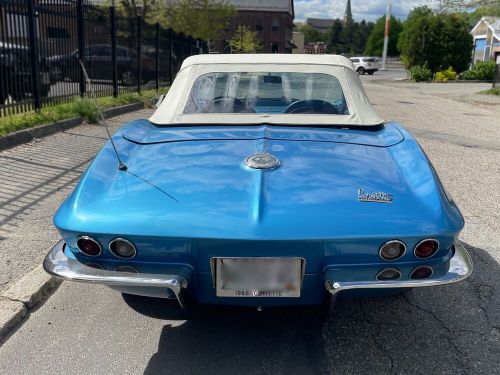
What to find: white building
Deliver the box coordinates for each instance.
[470,17,500,64]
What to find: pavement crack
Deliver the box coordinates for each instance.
[402,294,469,370]
[359,301,397,375]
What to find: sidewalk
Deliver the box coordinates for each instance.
[0,108,154,293]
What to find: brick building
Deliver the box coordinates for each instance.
[215,0,295,54]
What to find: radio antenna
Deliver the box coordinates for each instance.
[78,59,127,171]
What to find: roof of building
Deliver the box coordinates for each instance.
[226,0,294,17]
[344,0,352,19]
[471,17,500,40]
[306,18,335,29]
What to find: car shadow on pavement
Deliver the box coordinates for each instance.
[124,242,499,375]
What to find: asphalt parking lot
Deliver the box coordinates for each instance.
[0,67,499,374]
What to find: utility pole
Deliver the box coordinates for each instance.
[381,2,391,71]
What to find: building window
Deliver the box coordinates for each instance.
[272,18,280,32]
[47,27,70,39]
[256,22,263,32]
[271,42,279,53]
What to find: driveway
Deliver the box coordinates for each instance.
[0,68,498,374]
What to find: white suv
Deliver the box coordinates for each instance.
[349,57,379,75]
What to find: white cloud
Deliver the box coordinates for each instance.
[294,0,441,22]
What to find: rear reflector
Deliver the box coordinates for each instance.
[410,266,433,280]
[376,268,402,281]
[414,239,439,259]
[76,236,102,257]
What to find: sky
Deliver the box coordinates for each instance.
[294,0,441,22]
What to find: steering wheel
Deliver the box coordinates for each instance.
[284,99,339,114]
[210,97,256,113]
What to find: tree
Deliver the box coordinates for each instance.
[398,7,473,73]
[364,16,403,56]
[441,0,500,9]
[114,0,234,50]
[168,0,235,51]
[295,24,327,44]
[325,18,373,54]
[228,26,262,53]
[326,19,343,53]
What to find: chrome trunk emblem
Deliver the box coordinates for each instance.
[358,188,393,203]
[245,153,280,170]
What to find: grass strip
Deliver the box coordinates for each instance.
[0,88,168,137]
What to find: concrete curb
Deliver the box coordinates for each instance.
[0,101,146,152]
[0,265,61,343]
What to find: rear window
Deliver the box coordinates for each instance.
[363,58,376,62]
[183,72,348,115]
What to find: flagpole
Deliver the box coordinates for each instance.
[381,2,391,71]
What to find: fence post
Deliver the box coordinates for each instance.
[110,6,118,97]
[493,64,499,89]
[26,0,41,111]
[155,22,159,91]
[169,29,173,85]
[76,0,86,96]
[136,15,142,93]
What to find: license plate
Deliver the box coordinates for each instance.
[214,257,304,297]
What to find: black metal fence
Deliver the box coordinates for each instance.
[0,0,204,117]
[493,64,500,88]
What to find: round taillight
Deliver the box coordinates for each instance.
[376,268,402,281]
[410,266,433,280]
[414,239,439,259]
[109,238,136,259]
[77,236,102,257]
[379,240,406,261]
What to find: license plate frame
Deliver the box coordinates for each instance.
[213,257,305,298]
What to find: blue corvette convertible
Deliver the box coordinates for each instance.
[44,54,472,309]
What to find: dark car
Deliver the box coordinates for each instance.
[48,44,155,86]
[0,42,51,105]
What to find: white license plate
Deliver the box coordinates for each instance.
[215,257,304,297]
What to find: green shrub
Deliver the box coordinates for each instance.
[435,67,457,82]
[410,65,433,82]
[475,61,496,80]
[435,72,448,82]
[461,69,478,80]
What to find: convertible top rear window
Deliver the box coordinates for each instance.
[183,72,349,115]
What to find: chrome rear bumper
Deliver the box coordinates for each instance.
[325,241,473,295]
[43,240,190,308]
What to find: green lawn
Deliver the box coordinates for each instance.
[479,87,500,96]
[0,88,168,137]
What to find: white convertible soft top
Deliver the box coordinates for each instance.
[150,54,384,126]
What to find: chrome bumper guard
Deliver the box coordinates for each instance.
[43,241,190,308]
[325,241,473,295]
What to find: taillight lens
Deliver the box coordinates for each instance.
[414,239,439,259]
[77,236,102,256]
[410,266,433,280]
[379,240,406,261]
[109,238,136,259]
[376,268,402,281]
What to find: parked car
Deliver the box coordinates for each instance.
[44,54,472,311]
[350,56,379,75]
[0,42,51,105]
[47,44,155,86]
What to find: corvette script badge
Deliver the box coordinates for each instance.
[358,188,393,203]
